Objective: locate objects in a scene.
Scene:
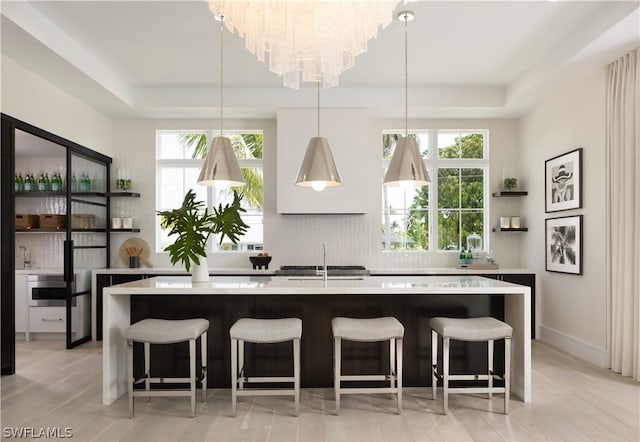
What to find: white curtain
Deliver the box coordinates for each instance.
[606,47,640,381]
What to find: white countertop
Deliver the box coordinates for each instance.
[369,267,534,275]
[104,275,530,296]
[92,267,274,275]
[15,268,64,275]
[92,267,535,276]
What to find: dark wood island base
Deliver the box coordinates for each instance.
[131,293,505,388]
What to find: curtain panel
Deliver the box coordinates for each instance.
[606,47,640,381]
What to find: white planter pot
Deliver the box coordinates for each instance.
[191,256,209,283]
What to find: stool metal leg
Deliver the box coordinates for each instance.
[396,337,403,414]
[201,331,207,402]
[488,339,494,399]
[189,338,196,418]
[293,338,300,416]
[504,337,511,414]
[389,338,396,390]
[443,337,450,415]
[144,341,151,402]
[431,330,438,400]
[231,337,238,416]
[127,339,134,418]
[238,340,245,391]
[334,337,341,414]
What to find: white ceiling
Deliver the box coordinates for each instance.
[2,1,639,119]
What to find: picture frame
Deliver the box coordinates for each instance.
[545,215,583,275]
[545,148,582,213]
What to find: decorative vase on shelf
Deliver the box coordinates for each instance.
[191,255,209,283]
[502,168,518,190]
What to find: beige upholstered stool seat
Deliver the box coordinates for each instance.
[125,318,209,418]
[332,317,404,415]
[430,316,511,415]
[125,318,210,344]
[230,318,302,343]
[430,317,512,342]
[332,317,404,342]
[230,318,302,417]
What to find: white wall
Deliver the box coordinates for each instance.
[111,117,522,270]
[1,56,113,156]
[519,67,608,367]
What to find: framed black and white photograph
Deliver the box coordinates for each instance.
[545,148,582,212]
[545,215,583,275]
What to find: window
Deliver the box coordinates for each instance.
[382,130,488,252]
[156,130,264,253]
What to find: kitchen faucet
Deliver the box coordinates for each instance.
[17,245,31,269]
[317,242,328,283]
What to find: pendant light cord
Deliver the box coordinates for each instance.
[220,15,224,135]
[317,82,320,137]
[404,13,408,137]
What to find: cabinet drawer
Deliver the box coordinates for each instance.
[29,307,66,332]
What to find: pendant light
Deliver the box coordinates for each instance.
[198,15,245,188]
[383,11,430,188]
[295,83,342,191]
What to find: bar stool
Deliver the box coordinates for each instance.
[332,317,404,414]
[229,318,302,416]
[430,316,512,414]
[125,318,209,418]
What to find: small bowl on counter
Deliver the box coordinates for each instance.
[249,255,272,270]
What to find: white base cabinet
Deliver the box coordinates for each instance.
[15,272,69,340]
[28,307,66,333]
[15,274,27,335]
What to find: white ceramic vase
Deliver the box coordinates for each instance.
[191,255,209,283]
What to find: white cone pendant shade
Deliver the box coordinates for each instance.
[295,137,342,191]
[383,136,430,187]
[197,136,245,187]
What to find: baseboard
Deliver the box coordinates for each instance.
[539,325,608,368]
[26,332,66,341]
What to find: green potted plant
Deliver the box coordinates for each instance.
[157,189,248,282]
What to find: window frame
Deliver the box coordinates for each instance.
[381,129,490,253]
[155,129,264,254]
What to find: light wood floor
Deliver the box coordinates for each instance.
[1,340,638,441]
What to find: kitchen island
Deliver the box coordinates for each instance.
[103,275,531,405]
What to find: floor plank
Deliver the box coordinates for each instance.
[1,340,638,441]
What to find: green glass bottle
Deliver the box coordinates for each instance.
[24,173,32,192]
[44,173,51,192]
[51,172,60,192]
[37,173,46,192]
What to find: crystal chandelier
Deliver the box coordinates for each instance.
[208,0,401,89]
